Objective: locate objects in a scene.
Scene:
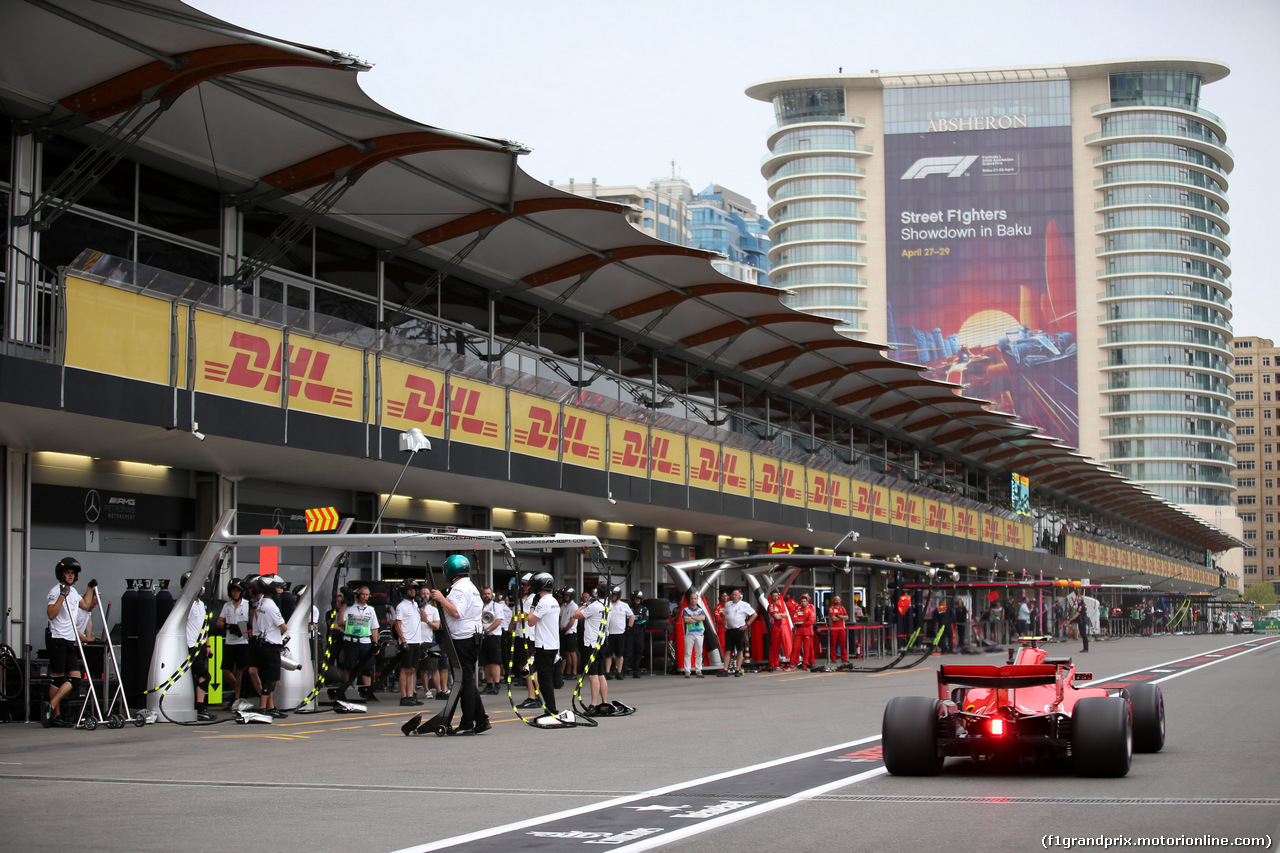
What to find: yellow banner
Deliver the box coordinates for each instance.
[851,479,873,521]
[937,501,953,536]
[721,447,752,497]
[380,361,445,439]
[65,275,171,384]
[754,456,781,501]
[649,429,686,485]
[510,393,605,468]
[196,314,283,407]
[288,334,363,420]
[780,461,805,508]
[890,489,909,528]
[870,484,890,524]
[195,314,362,420]
[609,420,651,478]
[807,471,848,516]
[688,439,722,492]
[923,498,940,534]
[955,507,979,540]
[688,439,751,494]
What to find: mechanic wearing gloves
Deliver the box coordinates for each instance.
[43,557,97,727]
[217,579,251,709]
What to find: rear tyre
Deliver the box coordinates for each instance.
[1130,684,1165,753]
[1072,696,1132,777]
[882,696,943,776]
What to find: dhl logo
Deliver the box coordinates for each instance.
[612,430,682,476]
[755,462,801,500]
[386,375,499,439]
[513,406,600,461]
[893,495,922,526]
[203,332,353,406]
[807,475,846,511]
[853,485,886,519]
[955,509,978,537]
[691,448,748,489]
[1004,521,1021,547]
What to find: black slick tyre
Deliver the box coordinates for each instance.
[882,696,943,776]
[1129,683,1165,753]
[1072,696,1132,777]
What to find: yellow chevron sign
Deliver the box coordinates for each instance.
[305,506,339,532]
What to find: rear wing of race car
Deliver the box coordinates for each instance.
[937,664,1059,689]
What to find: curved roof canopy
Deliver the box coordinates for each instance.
[0,0,1237,553]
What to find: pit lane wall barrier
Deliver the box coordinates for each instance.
[57,252,1217,589]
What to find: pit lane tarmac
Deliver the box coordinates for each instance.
[388,636,1280,852]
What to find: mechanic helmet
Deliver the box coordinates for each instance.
[293,583,308,599]
[631,590,643,601]
[251,575,284,596]
[443,554,471,581]
[519,571,534,587]
[227,577,246,597]
[180,570,194,589]
[530,572,554,594]
[562,586,576,600]
[610,585,622,598]
[55,556,81,582]
[399,578,418,594]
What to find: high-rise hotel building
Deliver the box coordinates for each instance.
[747,61,1238,524]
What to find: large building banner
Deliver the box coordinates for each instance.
[884,98,1078,446]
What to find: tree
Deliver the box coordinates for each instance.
[1241,581,1277,607]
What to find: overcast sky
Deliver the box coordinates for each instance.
[193,0,1280,339]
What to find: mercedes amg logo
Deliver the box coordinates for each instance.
[84,489,102,523]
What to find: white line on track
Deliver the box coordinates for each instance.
[388,735,883,853]
[611,766,891,853]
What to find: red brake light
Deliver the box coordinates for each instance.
[988,718,1005,736]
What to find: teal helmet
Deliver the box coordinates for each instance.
[443,554,471,581]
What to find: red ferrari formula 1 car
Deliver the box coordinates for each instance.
[882,638,1164,777]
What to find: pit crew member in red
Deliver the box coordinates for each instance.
[766,591,792,670]
[827,596,849,663]
[793,594,817,668]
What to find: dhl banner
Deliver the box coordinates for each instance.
[779,461,805,508]
[890,489,908,527]
[720,446,752,497]
[890,490,923,529]
[936,501,953,536]
[980,512,1002,546]
[196,314,283,407]
[381,361,503,447]
[955,507,979,540]
[686,441,755,495]
[649,429,685,485]
[688,439,723,492]
[851,479,873,521]
[753,456,780,501]
[65,274,172,385]
[609,420,652,478]
[870,484,890,524]
[196,313,362,418]
[509,393,605,469]
[923,498,940,534]
[807,471,849,516]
